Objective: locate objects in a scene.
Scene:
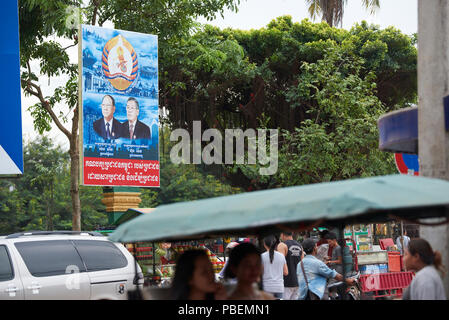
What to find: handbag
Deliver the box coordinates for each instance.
[300,261,320,300]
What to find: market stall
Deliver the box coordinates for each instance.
[108,175,449,300]
[126,240,227,286]
[344,223,413,299]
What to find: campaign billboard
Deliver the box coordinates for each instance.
[80,25,159,187]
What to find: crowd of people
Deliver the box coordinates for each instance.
[165,231,446,300]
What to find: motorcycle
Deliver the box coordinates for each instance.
[327,271,361,300]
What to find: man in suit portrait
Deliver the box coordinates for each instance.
[93,95,123,139]
[123,97,151,140]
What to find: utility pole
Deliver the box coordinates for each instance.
[418,0,449,296]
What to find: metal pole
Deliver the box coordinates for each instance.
[222,237,226,261]
[257,235,264,291]
[338,224,347,300]
[418,0,449,297]
[152,242,156,282]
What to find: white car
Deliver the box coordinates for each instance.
[0,231,143,300]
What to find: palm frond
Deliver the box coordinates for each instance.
[305,0,322,21]
[361,0,380,14]
[305,0,379,28]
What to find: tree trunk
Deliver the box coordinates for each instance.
[70,107,81,231]
[46,204,51,231]
[70,139,81,231]
[47,182,54,231]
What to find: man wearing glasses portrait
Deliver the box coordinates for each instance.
[93,95,124,140]
[122,97,151,140]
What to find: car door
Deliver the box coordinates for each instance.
[0,244,24,300]
[73,240,133,300]
[13,240,91,300]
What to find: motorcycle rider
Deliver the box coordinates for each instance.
[297,239,355,300]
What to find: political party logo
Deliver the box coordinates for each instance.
[102,35,138,92]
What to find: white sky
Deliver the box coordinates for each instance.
[21,0,418,150]
[199,0,417,35]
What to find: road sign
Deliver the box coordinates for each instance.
[0,0,23,176]
[395,153,419,176]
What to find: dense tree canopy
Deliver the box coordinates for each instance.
[15,1,417,231]
[93,0,241,40]
[154,17,415,190]
[161,17,416,134]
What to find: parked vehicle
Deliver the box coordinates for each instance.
[327,271,361,300]
[0,231,143,300]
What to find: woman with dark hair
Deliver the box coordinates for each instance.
[224,242,275,300]
[260,235,288,299]
[403,238,446,300]
[169,249,227,300]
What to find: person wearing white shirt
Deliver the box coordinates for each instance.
[396,230,410,255]
[261,235,288,299]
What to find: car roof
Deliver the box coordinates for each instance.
[0,231,112,243]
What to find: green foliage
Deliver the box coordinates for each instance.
[0,137,107,234]
[237,43,396,187]
[140,127,242,207]
[27,103,53,134]
[19,0,80,63]
[140,155,242,207]
[20,0,80,135]
[95,0,241,41]
[157,17,413,189]
[162,17,416,134]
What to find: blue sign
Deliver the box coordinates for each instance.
[0,0,23,176]
[395,153,419,176]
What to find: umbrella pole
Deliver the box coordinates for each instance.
[152,242,156,281]
[223,237,226,261]
[257,235,264,291]
[338,224,347,300]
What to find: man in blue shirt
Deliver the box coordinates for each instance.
[297,239,354,300]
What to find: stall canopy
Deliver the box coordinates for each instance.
[115,208,155,226]
[108,175,449,243]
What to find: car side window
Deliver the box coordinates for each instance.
[0,245,14,282]
[14,240,86,277]
[73,240,128,272]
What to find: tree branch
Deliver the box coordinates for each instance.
[91,0,101,25]
[23,77,72,140]
[63,42,78,51]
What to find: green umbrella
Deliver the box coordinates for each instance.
[108,175,449,243]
